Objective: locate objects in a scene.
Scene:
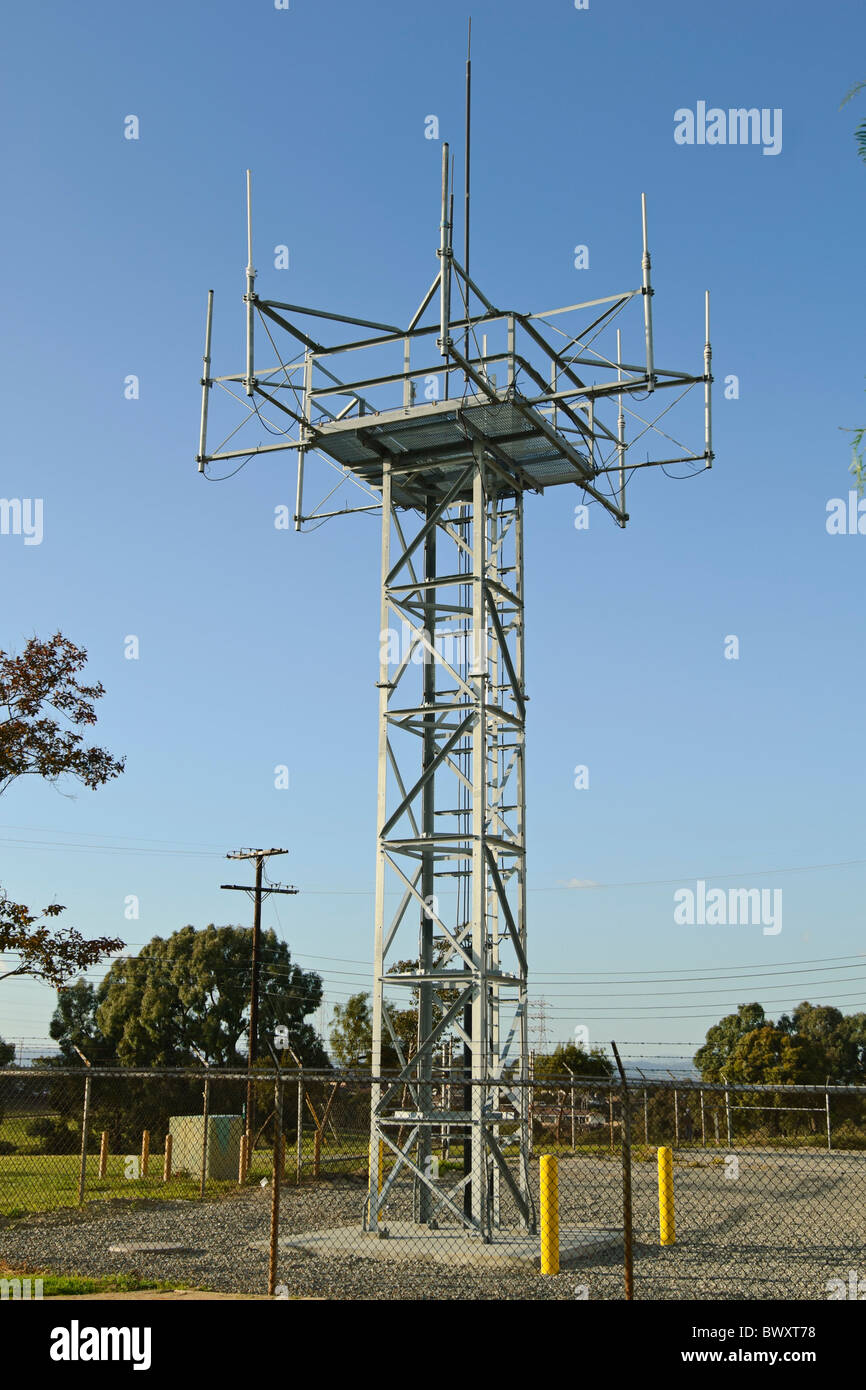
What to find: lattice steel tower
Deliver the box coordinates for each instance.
[196,139,712,1241]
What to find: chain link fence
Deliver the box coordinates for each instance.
[2,1067,865,1300]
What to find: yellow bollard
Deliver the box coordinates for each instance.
[658,1145,675,1245]
[540,1154,559,1275]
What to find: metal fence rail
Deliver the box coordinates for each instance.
[1,1067,864,1301]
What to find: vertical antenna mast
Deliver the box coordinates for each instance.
[245,169,256,396]
[438,142,452,395]
[617,327,626,524]
[704,290,713,467]
[463,18,472,381]
[197,289,214,474]
[641,192,655,391]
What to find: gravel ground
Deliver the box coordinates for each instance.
[2,1148,864,1301]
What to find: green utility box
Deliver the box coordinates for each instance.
[168,1114,243,1180]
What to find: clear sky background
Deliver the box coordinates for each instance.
[1,0,864,1068]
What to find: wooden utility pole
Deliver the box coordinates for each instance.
[221,848,298,1166]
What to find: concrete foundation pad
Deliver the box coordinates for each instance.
[253,1221,622,1269]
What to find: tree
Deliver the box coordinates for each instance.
[695,1001,866,1085]
[0,893,123,989]
[837,1012,866,1082]
[0,1037,15,1067]
[0,632,125,795]
[330,992,374,1067]
[47,979,106,1062]
[90,924,328,1067]
[724,1025,821,1087]
[694,1003,767,1081]
[329,990,402,1069]
[0,632,125,987]
[534,1042,613,1081]
[779,1002,866,1084]
[841,81,866,166]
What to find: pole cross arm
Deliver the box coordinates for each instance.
[220,884,299,895]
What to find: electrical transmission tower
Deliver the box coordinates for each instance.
[531,998,551,1052]
[195,117,712,1241]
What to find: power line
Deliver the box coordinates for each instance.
[3,824,866,888]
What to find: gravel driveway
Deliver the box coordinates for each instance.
[2,1148,864,1301]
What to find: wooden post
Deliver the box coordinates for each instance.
[238,1131,249,1184]
[295,1073,304,1184]
[98,1131,108,1180]
[163,1132,173,1182]
[313,1126,321,1178]
[141,1130,150,1179]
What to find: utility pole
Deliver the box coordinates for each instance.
[221,847,298,1161]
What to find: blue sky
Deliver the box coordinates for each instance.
[1,0,865,1064]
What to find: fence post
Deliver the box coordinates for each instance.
[200,1069,210,1200]
[141,1130,150,1179]
[268,1073,284,1297]
[539,1154,559,1275]
[700,1091,706,1147]
[673,1089,679,1145]
[296,1071,304,1183]
[98,1130,108,1180]
[644,1088,649,1146]
[608,1090,614,1151]
[723,1079,733,1148]
[658,1146,675,1246]
[826,1090,832,1152]
[528,1051,535,1154]
[77,1071,92,1207]
[238,1132,248,1184]
[611,1042,634,1301]
[163,1132,173,1182]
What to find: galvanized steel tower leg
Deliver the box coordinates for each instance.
[367,444,532,1238]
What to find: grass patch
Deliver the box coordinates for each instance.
[0,1138,372,1217]
[0,1260,190,1296]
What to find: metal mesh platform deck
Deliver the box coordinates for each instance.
[312,392,592,504]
